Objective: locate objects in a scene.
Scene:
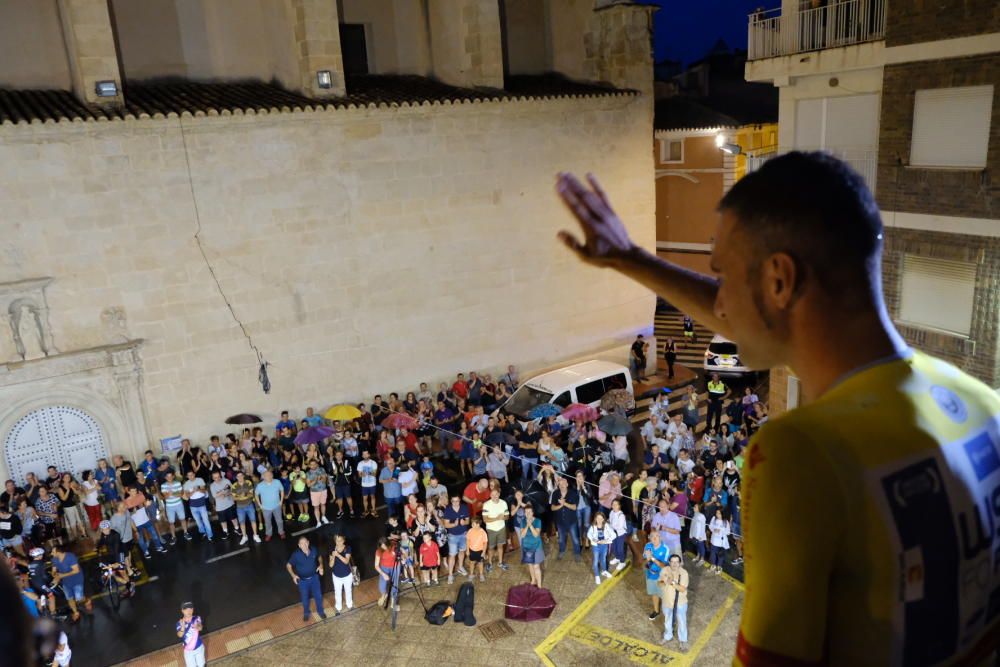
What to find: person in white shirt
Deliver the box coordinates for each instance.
[640,416,661,443]
[398,461,418,498]
[356,451,378,518]
[649,393,669,420]
[52,631,72,667]
[607,498,629,571]
[688,503,707,563]
[708,508,731,574]
[585,512,617,585]
[676,449,695,477]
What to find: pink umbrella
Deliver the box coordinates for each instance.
[561,403,599,422]
[382,413,419,430]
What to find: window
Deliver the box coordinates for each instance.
[339,23,369,75]
[553,392,572,408]
[910,85,993,169]
[659,139,683,163]
[574,380,605,405]
[603,373,628,392]
[503,385,553,419]
[898,255,976,337]
[787,375,800,410]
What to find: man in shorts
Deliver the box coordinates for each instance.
[441,495,469,584]
[176,601,206,667]
[481,487,509,573]
[51,543,89,621]
[357,451,378,518]
[232,471,261,545]
[160,470,190,543]
[209,471,241,539]
[556,153,1000,663]
[305,459,329,525]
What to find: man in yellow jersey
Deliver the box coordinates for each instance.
[555,152,1000,666]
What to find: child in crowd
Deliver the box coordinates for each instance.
[420,456,434,486]
[398,532,416,584]
[466,516,488,582]
[418,532,441,586]
[689,503,707,564]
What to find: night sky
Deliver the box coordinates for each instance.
[649,0,781,65]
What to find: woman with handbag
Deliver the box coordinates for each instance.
[329,533,354,614]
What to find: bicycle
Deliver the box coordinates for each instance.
[98,561,130,611]
[37,582,71,622]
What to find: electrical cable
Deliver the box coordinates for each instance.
[177,118,271,393]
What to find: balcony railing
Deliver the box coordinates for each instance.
[748,0,887,61]
[746,147,878,192]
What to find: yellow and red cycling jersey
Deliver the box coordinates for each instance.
[736,350,1000,666]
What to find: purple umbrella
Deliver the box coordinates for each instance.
[294,426,335,446]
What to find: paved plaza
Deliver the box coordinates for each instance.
[191,550,743,667]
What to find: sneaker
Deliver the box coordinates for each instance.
[253,534,261,543]
[303,614,311,622]
[485,564,493,573]
[318,612,327,620]
[321,516,330,525]
[278,533,286,539]
[285,513,293,520]
[336,511,345,520]
[615,562,626,572]
[205,534,214,541]
[500,563,509,571]
[265,534,272,542]
[479,574,486,582]
[456,566,467,576]
[467,573,474,580]
[609,558,620,566]
[183,532,192,541]
[661,636,672,645]
[298,514,309,523]
[143,551,151,559]
[602,570,612,578]
[156,545,168,553]
[731,558,740,565]
[556,552,563,561]
[679,641,689,650]
[574,554,582,563]
[595,575,602,585]
[232,531,241,539]
[648,611,660,621]
[447,575,454,584]
[239,535,248,545]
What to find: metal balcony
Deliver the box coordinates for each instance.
[748,0,887,61]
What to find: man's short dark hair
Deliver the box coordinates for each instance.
[718,151,883,305]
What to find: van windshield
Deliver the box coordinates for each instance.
[503,385,554,419]
[709,342,739,355]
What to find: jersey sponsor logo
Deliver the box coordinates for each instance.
[871,420,1000,665]
[932,385,968,424]
[964,432,1000,482]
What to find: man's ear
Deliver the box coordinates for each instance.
[764,252,800,310]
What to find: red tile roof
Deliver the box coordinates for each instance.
[0,75,635,126]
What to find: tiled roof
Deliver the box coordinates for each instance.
[0,75,634,126]
[654,96,740,132]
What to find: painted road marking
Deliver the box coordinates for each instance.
[536,556,741,666]
[291,526,318,537]
[206,547,250,563]
[534,562,633,667]
[685,591,737,663]
[569,622,684,665]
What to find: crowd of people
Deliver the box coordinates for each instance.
[3,353,767,661]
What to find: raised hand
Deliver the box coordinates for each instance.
[555,172,635,267]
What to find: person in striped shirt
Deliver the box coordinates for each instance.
[160,470,190,543]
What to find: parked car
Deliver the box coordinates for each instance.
[703,335,753,376]
[500,360,633,421]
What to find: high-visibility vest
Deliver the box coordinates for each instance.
[708,381,726,397]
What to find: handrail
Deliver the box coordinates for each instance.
[748,0,886,60]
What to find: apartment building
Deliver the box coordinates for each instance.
[746,0,999,412]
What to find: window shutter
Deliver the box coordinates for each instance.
[910,85,993,168]
[899,255,977,336]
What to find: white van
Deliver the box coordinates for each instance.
[501,360,633,421]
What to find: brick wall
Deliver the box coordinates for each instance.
[876,54,1000,219]
[885,0,1000,47]
[881,227,1000,386]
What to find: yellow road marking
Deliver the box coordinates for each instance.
[569,622,684,665]
[683,592,737,665]
[534,562,632,666]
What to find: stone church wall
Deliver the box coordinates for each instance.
[0,94,654,449]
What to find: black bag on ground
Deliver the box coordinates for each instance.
[452,581,476,626]
[425,600,453,625]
